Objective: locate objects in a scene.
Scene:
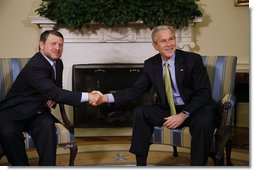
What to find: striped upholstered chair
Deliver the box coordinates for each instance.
[152,55,237,166]
[0,58,77,165]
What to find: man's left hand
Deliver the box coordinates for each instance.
[46,99,56,108]
[163,112,187,129]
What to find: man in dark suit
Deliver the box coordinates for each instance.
[0,30,101,166]
[95,25,219,166]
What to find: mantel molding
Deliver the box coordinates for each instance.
[28,16,202,51]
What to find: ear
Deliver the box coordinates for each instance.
[152,42,158,51]
[39,41,44,50]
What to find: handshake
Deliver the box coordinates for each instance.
[88,90,108,106]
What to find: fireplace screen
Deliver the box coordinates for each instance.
[72,64,154,128]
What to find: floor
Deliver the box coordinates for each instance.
[0,126,248,166]
[75,126,249,154]
[231,127,249,153]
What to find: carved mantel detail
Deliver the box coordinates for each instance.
[29,16,202,51]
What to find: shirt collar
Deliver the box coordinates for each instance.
[161,54,176,67]
[40,51,55,66]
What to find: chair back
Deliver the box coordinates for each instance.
[0,58,30,101]
[201,56,237,102]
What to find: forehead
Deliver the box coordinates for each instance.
[156,29,174,38]
[45,34,64,42]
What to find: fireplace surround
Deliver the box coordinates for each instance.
[72,63,154,128]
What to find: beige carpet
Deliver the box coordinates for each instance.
[0,143,249,166]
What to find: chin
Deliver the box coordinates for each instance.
[165,54,174,58]
[52,56,61,60]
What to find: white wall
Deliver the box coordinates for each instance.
[193,0,249,72]
[0,0,41,58]
[0,0,250,72]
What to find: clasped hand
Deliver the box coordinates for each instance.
[88,90,107,106]
[45,91,107,108]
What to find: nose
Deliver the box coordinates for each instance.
[165,40,171,45]
[55,44,62,50]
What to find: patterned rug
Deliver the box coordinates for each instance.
[0,143,249,166]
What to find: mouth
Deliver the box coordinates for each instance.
[165,47,174,53]
[53,52,61,56]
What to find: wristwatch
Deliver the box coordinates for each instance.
[183,111,190,118]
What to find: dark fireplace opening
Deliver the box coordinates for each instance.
[72,63,154,128]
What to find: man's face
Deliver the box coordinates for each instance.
[152,29,176,61]
[39,34,64,61]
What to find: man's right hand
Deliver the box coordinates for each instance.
[88,91,108,106]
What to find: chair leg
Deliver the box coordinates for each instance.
[226,139,233,166]
[0,154,4,161]
[173,146,178,157]
[209,152,216,165]
[215,151,224,166]
[64,143,78,166]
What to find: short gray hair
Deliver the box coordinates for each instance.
[151,25,176,43]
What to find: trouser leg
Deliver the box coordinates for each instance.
[189,105,217,166]
[129,105,169,165]
[0,120,29,166]
[28,113,57,166]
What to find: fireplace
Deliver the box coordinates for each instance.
[72,63,154,128]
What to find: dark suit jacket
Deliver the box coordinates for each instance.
[113,49,215,115]
[0,52,82,120]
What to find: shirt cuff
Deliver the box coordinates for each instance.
[183,110,190,118]
[106,93,115,103]
[81,92,89,102]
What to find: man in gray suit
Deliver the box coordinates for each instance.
[0,30,101,166]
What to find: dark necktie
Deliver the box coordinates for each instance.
[52,62,56,80]
[164,63,176,115]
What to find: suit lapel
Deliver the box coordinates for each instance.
[40,54,61,87]
[175,50,184,91]
[153,55,167,105]
[38,53,56,82]
[51,66,56,82]
[55,60,62,87]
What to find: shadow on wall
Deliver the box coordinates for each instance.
[192,2,212,52]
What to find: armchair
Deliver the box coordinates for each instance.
[0,58,77,166]
[152,55,237,166]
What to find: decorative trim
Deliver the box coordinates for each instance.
[28,16,202,51]
[235,0,249,6]
[236,63,249,73]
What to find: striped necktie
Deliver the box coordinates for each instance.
[164,63,176,115]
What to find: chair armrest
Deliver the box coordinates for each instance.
[59,103,74,134]
[216,94,236,136]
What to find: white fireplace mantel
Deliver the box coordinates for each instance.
[29,16,202,50]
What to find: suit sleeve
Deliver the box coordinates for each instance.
[24,62,82,106]
[182,54,213,114]
[113,61,153,105]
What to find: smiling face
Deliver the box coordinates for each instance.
[152,29,176,61]
[39,33,64,61]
